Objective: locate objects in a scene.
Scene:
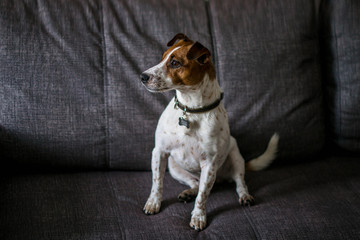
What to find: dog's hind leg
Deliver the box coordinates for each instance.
[168,157,199,202]
[228,137,254,206]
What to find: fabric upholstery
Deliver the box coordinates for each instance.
[209,0,325,161]
[0,0,211,170]
[101,0,212,169]
[1,156,359,239]
[320,0,360,153]
[0,0,106,168]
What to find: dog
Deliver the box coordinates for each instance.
[140,33,279,231]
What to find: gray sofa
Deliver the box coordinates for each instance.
[1,0,359,239]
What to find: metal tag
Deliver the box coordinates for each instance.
[179,117,190,128]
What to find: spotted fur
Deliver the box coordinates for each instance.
[141,33,279,231]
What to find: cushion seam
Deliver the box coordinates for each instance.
[243,208,262,240]
[205,0,221,86]
[99,2,110,169]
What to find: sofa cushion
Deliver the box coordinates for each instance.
[0,0,211,170]
[0,0,106,169]
[101,0,212,170]
[208,0,325,161]
[321,0,360,153]
[1,156,359,239]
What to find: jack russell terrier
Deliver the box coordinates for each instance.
[140,33,279,231]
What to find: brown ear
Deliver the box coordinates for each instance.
[167,33,190,47]
[186,42,211,64]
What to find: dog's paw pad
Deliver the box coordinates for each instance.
[239,194,255,206]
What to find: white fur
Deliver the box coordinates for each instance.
[142,44,279,231]
[245,133,279,171]
[142,47,180,93]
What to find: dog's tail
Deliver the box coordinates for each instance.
[245,133,279,171]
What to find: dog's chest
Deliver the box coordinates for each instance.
[168,135,204,172]
[155,101,216,172]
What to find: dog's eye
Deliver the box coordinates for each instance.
[170,59,181,68]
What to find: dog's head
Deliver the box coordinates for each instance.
[140,33,215,92]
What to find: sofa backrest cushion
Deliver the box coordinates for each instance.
[100,0,212,170]
[209,0,325,161]
[0,0,107,169]
[321,0,360,153]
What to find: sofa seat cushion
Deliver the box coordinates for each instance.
[1,157,359,240]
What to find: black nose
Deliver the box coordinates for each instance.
[140,73,150,83]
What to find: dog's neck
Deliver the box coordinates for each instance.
[175,74,222,109]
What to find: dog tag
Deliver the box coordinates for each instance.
[179,117,190,128]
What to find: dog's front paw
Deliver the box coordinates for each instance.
[239,194,255,206]
[190,212,207,231]
[143,198,161,215]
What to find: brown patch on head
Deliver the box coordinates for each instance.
[163,34,216,87]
